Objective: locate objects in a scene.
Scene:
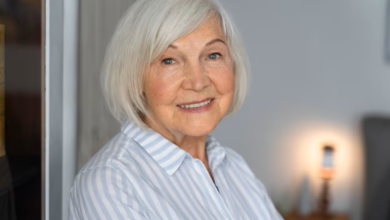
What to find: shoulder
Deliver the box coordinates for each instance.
[213,138,267,190]
[223,146,258,179]
[77,132,140,173]
[224,146,248,165]
[208,135,249,168]
[69,132,148,218]
[71,131,145,194]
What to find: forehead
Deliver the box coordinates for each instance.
[170,16,225,48]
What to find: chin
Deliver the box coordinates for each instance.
[179,122,217,137]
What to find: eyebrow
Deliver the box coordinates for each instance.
[205,38,226,46]
[167,38,226,49]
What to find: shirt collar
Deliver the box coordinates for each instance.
[206,135,227,170]
[121,121,227,175]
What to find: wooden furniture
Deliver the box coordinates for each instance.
[283,211,349,220]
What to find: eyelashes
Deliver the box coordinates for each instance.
[162,58,174,65]
[208,53,221,60]
[161,52,223,65]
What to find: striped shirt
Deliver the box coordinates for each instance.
[69,121,283,220]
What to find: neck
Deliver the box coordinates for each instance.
[174,135,208,162]
[144,118,208,163]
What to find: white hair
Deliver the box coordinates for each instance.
[101,0,249,128]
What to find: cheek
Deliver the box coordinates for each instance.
[146,73,181,108]
[222,74,235,94]
[211,67,235,95]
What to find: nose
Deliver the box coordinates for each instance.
[182,61,211,92]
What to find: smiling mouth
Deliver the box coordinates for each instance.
[177,98,214,109]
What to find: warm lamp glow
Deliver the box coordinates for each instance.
[279,121,364,217]
[286,122,359,185]
[281,121,364,212]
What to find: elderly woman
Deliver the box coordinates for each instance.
[69,0,283,219]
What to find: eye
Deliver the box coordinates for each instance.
[208,53,221,60]
[162,58,174,65]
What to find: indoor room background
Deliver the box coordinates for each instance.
[77,1,390,220]
[1,0,390,219]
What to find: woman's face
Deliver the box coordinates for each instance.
[144,17,234,138]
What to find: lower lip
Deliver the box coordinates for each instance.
[177,99,214,113]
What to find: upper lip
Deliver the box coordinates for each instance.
[177,98,214,106]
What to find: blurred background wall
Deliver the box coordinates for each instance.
[213,0,390,219]
[77,1,390,220]
[77,0,133,168]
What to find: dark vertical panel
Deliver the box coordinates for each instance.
[0,0,43,219]
[362,116,390,220]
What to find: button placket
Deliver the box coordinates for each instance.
[213,169,241,220]
[192,159,234,220]
[211,159,238,220]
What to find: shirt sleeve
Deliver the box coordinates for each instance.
[68,166,150,220]
[255,179,285,220]
[225,147,284,220]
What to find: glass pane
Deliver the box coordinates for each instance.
[0,0,42,219]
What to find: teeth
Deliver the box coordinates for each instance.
[179,99,212,109]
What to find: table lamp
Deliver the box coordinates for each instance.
[318,145,335,218]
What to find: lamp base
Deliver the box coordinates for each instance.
[318,178,330,218]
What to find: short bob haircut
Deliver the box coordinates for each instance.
[101,0,249,128]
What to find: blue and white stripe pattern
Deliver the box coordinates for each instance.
[69,121,283,220]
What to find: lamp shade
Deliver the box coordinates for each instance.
[321,145,335,179]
